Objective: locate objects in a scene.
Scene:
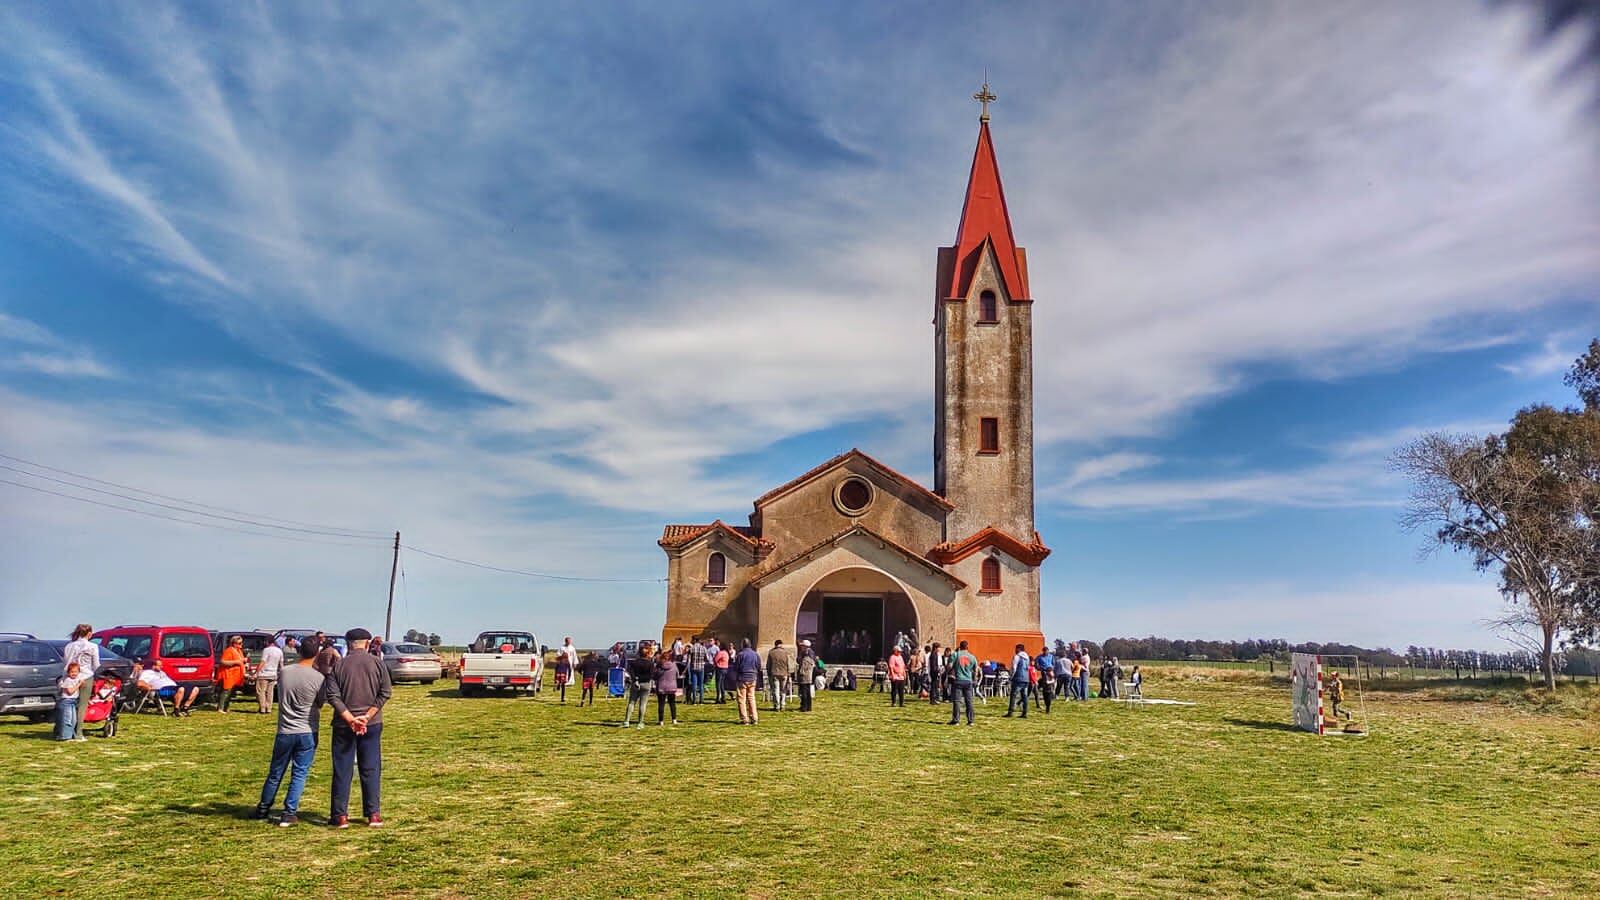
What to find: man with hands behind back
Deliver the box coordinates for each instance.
[322,627,392,828]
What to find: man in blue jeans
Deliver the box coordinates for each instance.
[251,639,325,826]
[1004,643,1032,718]
[322,627,393,828]
[946,640,979,725]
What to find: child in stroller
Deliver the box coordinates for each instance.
[79,673,123,738]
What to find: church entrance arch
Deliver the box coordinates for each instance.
[795,567,920,665]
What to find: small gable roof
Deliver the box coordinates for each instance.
[751,523,966,589]
[658,520,773,555]
[927,526,1051,567]
[753,448,954,513]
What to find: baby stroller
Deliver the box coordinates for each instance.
[80,675,123,738]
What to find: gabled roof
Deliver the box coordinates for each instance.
[927,526,1051,567]
[751,523,967,588]
[753,448,955,512]
[944,121,1030,302]
[658,520,774,555]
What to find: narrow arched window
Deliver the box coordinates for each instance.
[981,557,1001,593]
[979,290,998,323]
[708,552,727,586]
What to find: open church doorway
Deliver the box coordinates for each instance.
[795,567,920,666]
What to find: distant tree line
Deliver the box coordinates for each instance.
[1093,634,1600,678]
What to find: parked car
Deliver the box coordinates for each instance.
[0,636,63,722]
[210,630,275,679]
[44,640,135,684]
[380,641,443,684]
[458,630,542,696]
[92,626,215,695]
[271,629,348,655]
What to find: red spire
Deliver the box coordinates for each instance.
[945,121,1030,301]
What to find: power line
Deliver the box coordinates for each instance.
[0,451,388,537]
[402,543,665,584]
[0,462,386,539]
[0,478,388,549]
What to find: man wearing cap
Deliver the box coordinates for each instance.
[795,640,816,712]
[322,627,393,828]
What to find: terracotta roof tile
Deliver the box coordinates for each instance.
[927,526,1051,567]
[658,520,773,554]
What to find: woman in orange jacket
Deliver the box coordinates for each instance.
[216,635,248,713]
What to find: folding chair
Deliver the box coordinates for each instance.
[128,685,175,716]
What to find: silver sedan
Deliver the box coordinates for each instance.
[380,641,443,684]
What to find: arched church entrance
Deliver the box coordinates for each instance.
[795,567,920,665]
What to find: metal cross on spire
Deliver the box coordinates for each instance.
[973,80,997,122]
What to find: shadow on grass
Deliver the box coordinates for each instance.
[164,800,260,820]
[1224,717,1300,732]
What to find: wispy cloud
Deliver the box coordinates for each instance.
[1498,335,1583,378]
[0,312,116,379]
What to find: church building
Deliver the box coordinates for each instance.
[659,93,1050,665]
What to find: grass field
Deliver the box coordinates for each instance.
[3,667,1597,898]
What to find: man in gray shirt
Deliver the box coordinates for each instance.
[323,627,393,829]
[251,639,325,826]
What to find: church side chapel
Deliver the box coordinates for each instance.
[659,89,1050,666]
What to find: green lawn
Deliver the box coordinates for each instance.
[3,668,1596,897]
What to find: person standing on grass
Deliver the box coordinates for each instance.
[734,639,762,725]
[314,634,340,676]
[251,639,325,827]
[1005,644,1032,718]
[1328,671,1351,721]
[256,640,283,714]
[947,640,979,726]
[62,624,99,735]
[578,652,604,706]
[795,641,816,712]
[216,635,247,713]
[926,642,944,704]
[909,645,927,699]
[713,641,731,705]
[55,662,87,741]
[561,637,580,677]
[887,647,908,707]
[322,628,392,829]
[766,639,793,712]
[553,652,573,704]
[1055,649,1073,701]
[686,637,709,704]
[624,644,655,729]
[654,648,680,726]
[1035,645,1056,714]
[1078,647,1091,701]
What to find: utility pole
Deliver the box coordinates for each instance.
[385,531,400,640]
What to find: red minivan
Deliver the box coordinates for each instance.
[93,625,215,694]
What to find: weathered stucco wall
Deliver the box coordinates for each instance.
[947,550,1040,633]
[754,457,946,562]
[662,533,760,644]
[935,244,1035,543]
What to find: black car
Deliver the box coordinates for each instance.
[0,637,64,722]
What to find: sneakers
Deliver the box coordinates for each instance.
[278,814,299,828]
[366,814,383,827]
[331,815,349,829]
[248,807,269,821]
[671,719,679,726]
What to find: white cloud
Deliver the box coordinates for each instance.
[6,352,114,379]
[1498,335,1583,378]
[0,312,116,379]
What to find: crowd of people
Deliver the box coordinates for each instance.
[51,623,392,828]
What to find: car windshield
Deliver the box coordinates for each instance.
[477,633,534,652]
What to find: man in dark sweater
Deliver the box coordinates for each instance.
[322,627,392,828]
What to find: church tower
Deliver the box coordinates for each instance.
[933,88,1036,545]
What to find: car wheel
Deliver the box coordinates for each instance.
[421,679,435,685]
[460,684,478,698]
[25,712,49,724]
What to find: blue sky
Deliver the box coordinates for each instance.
[1,2,1596,648]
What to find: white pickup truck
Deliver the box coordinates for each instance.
[458,630,543,697]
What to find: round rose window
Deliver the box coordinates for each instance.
[835,476,873,515]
